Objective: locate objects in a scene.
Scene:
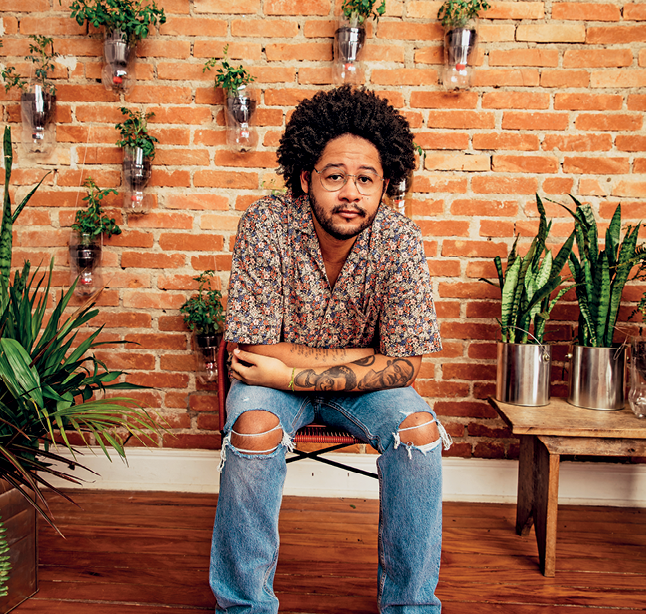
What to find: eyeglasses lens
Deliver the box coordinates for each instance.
[317,170,381,196]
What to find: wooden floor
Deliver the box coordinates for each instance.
[11,490,646,614]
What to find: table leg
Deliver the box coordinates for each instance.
[534,437,560,577]
[516,435,535,536]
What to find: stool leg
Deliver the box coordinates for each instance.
[534,438,560,577]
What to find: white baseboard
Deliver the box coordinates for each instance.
[47,447,646,507]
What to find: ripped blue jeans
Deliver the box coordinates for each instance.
[209,380,452,614]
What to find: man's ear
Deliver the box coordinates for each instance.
[300,170,310,194]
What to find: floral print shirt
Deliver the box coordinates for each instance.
[225,191,441,357]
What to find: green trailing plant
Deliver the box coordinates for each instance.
[341,0,386,25]
[560,196,646,348]
[71,177,122,242]
[1,35,59,95]
[0,125,162,533]
[437,0,490,28]
[180,270,225,337]
[69,0,166,42]
[115,107,158,159]
[203,45,255,97]
[481,195,575,344]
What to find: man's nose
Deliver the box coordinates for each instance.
[338,175,362,200]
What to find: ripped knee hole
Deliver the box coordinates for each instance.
[231,411,283,454]
[398,411,440,447]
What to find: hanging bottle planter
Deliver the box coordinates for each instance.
[69,231,103,297]
[123,146,152,212]
[102,29,136,94]
[204,45,258,153]
[333,16,366,85]
[437,0,489,91]
[69,177,121,298]
[334,0,385,85]
[21,81,56,157]
[225,85,258,152]
[115,107,157,213]
[385,171,413,217]
[69,0,166,94]
[180,270,226,384]
[1,35,59,158]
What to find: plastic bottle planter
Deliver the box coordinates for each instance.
[333,19,366,85]
[194,332,223,382]
[442,19,478,90]
[69,232,102,298]
[385,172,413,218]
[225,87,258,152]
[21,82,56,157]
[123,146,152,214]
[102,29,136,94]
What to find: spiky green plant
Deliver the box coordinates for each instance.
[0,126,162,535]
[561,196,646,348]
[482,195,574,344]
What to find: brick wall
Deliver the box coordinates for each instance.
[1,1,644,459]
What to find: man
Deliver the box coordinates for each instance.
[210,85,451,614]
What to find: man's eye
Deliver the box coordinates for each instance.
[326,174,345,182]
[357,175,374,185]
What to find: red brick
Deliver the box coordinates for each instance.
[160,16,227,36]
[158,233,224,251]
[563,49,633,68]
[472,133,540,151]
[563,156,630,175]
[451,199,519,218]
[576,113,643,132]
[502,112,569,131]
[20,15,86,35]
[443,363,497,381]
[628,94,646,111]
[194,0,260,13]
[552,3,621,21]
[542,133,613,151]
[586,25,646,44]
[492,155,559,174]
[516,24,586,42]
[194,171,258,189]
[554,93,623,111]
[478,220,515,237]
[540,70,590,88]
[435,401,497,419]
[543,177,575,195]
[488,49,558,67]
[484,2,545,20]
[377,22,433,41]
[265,0,329,15]
[616,136,646,152]
[422,111,495,130]
[471,176,539,195]
[591,70,646,89]
[482,91,549,110]
[473,441,506,459]
[125,85,192,104]
[371,69,440,87]
[414,380,470,398]
[472,69,540,87]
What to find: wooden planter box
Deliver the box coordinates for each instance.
[0,481,38,613]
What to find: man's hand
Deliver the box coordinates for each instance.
[230,348,292,389]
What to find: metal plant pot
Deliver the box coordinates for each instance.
[335,26,366,63]
[0,481,38,613]
[496,342,552,407]
[123,147,152,192]
[567,344,626,411]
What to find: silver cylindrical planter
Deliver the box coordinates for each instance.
[567,344,626,411]
[496,342,551,407]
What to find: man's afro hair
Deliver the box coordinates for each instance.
[277,85,416,197]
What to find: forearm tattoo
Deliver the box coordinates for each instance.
[294,357,415,392]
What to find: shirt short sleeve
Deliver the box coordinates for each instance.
[224,200,284,345]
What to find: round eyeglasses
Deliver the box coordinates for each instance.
[313,167,384,197]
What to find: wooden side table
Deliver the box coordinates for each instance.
[488,396,646,577]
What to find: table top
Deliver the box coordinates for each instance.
[488,396,646,439]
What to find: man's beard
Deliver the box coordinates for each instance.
[309,187,379,241]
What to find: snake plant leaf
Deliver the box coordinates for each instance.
[605,204,622,271]
[500,257,521,342]
[494,255,504,289]
[568,253,596,346]
[552,231,575,280]
[591,251,611,346]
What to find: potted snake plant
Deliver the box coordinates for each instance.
[1,35,59,157]
[0,126,161,610]
[179,270,225,382]
[334,0,385,84]
[204,45,257,152]
[561,197,646,411]
[69,0,166,93]
[116,107,157,213]
[481,195,574,406]
[437,0,489,90]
